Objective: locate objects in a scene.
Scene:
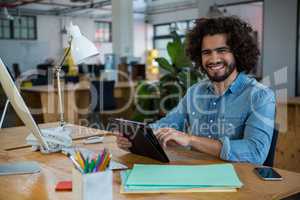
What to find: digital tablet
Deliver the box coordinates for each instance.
[108,118,169,163]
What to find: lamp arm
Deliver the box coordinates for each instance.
[55,40,72,127]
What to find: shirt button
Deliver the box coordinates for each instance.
[209,119,213,123]
[192,112,195,115]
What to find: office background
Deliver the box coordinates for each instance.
[0,0,299,173]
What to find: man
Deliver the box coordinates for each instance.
[117,16,275,165]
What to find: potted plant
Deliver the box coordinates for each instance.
[132,31,205,122]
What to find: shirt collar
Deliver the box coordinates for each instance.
[228,72,248,94]
[206,72,249,94]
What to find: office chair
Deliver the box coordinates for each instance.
[12,63,21,79]
[87,64,94,77]
[94,64,104,78]
[263,123,279,167]
[65,76,79,84]
[61,65,69,75]
[78,64,85,75]
[33,64,53,85]
[88,80,116,126]
[131,64,146,81]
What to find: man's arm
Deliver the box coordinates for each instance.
[189,136,222,157]
[156,128,222,157]
[218,88,275,164]
[157,87,276,164]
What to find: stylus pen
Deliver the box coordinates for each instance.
[68,154,84,174]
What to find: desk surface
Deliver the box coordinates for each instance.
[0,124,300,200]
[0,123,109,151]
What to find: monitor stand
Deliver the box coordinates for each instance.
[0,99,10,129]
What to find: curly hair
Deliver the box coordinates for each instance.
[186,16,259,73]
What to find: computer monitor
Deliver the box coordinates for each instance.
[0,57,49,150]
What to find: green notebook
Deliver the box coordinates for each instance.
[124,163,243,188]
[120,170,238,193]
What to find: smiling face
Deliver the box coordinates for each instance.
[201,34,237,82]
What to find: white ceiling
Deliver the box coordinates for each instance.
[8,0,147,18]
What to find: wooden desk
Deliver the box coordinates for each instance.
[0,124,300,200]
[275,97,300,173]
[0,122,110,151]
[20,81,136,124]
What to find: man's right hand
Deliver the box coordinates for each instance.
[116,132,132,152]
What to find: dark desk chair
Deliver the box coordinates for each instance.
[78,64,85,75]
[87,64,104,78]
[94,64,104,78]
[65,76,79,84]
[33,64,53,85]
[88,80,116,127]
[263,123,279,167]
[12,63,21,79]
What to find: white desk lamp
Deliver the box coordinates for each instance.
[27,22,100,152]
[55,22,99,126]
[0,22,99,153]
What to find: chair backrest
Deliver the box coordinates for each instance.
[90,80,116,112]
[263,123,279,167]
[12,63,21,79]
[94,64,104,78]
[35,64,52,85]
[131,64,146,81]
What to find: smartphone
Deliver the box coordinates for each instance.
[254,167,283,181]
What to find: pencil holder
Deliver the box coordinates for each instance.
[72,168,113,200]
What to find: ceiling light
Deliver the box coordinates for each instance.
[207,3,224,18]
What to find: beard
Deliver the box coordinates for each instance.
[203,60,236,82]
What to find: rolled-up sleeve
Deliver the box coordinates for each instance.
[219,88,276,165]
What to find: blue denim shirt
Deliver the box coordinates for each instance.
[150,72,276,164]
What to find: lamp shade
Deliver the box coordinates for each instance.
[68,22,99,64]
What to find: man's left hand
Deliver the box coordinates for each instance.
[155,128,191,148]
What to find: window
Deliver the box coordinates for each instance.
[153,19,195,60]
[95,21,112,43]
[0,16,37,40]
[0,19,10,39]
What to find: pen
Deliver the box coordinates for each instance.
[98,151,107,171]
[75,151,85,169]
[94,154,101,172]
[99,152,111,171]
[97,149,106,171]
[89,159,96,173]
[68,154,84,173]
[84,156,89,173]
[102,154,111,171]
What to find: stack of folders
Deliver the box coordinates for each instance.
[120,163,243,193]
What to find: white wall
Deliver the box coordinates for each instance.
[263,0,298,97]
[0,15,61,72]
[133,13,148,63]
